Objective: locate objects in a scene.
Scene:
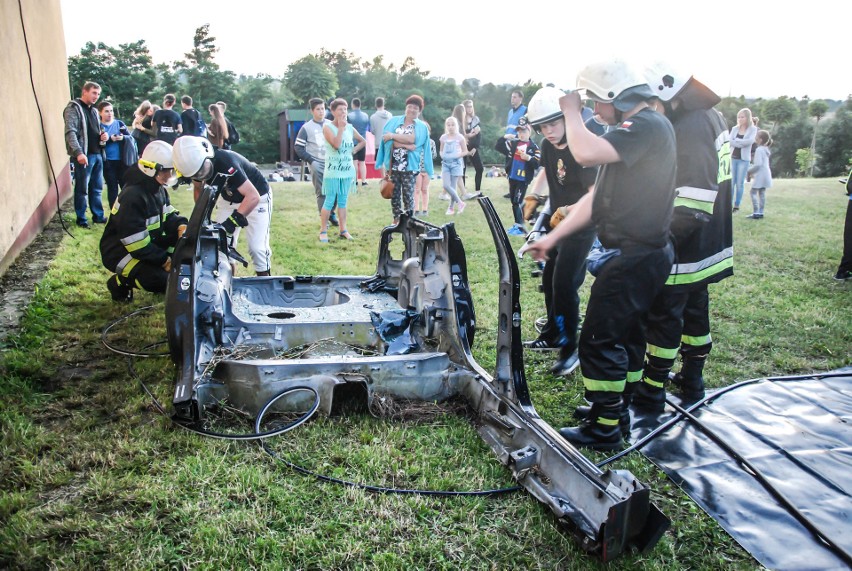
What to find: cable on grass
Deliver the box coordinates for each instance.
[107,306,522,496]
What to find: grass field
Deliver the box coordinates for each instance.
[1,176,849,569]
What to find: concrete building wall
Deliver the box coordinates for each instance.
[0,0,72,276]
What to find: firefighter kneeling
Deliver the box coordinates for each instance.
[100,141,187,301]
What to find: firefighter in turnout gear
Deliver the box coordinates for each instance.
[521,60,677,450]
[100,141,188,301]
[631,64,733,412]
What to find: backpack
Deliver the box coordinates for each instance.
[192,109,207,137]
[226,120,239,146]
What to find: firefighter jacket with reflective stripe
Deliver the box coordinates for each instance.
[100,166,187,276]
[665,108,733,291]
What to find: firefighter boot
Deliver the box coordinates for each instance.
[573,387,633,437]
[671,355,707,402]
[559,401,625,451]
[632,364,668,413]
[106,274,133,303]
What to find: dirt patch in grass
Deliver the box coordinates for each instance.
[0,215,67,344]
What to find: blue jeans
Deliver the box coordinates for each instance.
[74,153,105,224]
[731,158,749,207]
[103,159,125,210]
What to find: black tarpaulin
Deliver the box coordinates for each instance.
[633,370,852,571]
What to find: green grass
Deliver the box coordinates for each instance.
[1,176,849,569]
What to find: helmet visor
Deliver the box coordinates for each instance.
[191,158,214,181]
[577,88,609,104]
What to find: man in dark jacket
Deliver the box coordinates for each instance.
[100,141,187,301]
[64,81,108,228]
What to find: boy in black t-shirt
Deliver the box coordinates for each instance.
[522,87,600,378]
[179,95,206,138]
[152,94,183,145]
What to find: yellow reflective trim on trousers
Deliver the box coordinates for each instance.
[125,236,151,252]
[583,377,626,393]
[120,258,139,278]
[674,197,714,214]
[682,333,712,346]
[626,370,643,383]
[597,416,620,426]
[642,376,666,388]
[647,343,678,359]
[666,256,733,286]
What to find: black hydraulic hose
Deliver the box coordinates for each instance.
[127,352,320,441]
[102,305,171,357]
[254,384,522,497]
[106,307,522,496]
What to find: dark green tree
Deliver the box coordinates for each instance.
[67,40,157,117]
[770,115,812,178]
[815,98,852,176]
[362,56,398,108]
[761,97,799,133]
[807,100,830,176]
[318,49,365,98]
[173,25,236,114]
[284,55,338,107]
[227,75,290,163]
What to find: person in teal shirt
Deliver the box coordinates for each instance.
[320,98,365,242]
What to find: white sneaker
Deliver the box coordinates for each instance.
[445,207,455,215]
[439,193,450,201]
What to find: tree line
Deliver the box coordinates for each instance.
[67,25,851,176]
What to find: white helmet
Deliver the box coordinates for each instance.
[527,86,566,127]
[138,140,174,177]
[576,59,654,112]
[172,136,214,178]
[644,62,721,110]
[644,62,689,102]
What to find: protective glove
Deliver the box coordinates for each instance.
[221,211,249,236]
[550,206,570,229]
[162,257,172,272]
[523,195,545,222]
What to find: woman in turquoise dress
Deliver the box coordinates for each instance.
[320,98,365,241]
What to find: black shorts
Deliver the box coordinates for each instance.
[353,147,366,161]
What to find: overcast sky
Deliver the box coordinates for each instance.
[59,0,846,101]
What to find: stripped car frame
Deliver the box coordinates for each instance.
[164,185,669,561]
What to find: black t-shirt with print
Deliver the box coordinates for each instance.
[540,139,598,209]
[152,108,182,145]
[208,149,269,203]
